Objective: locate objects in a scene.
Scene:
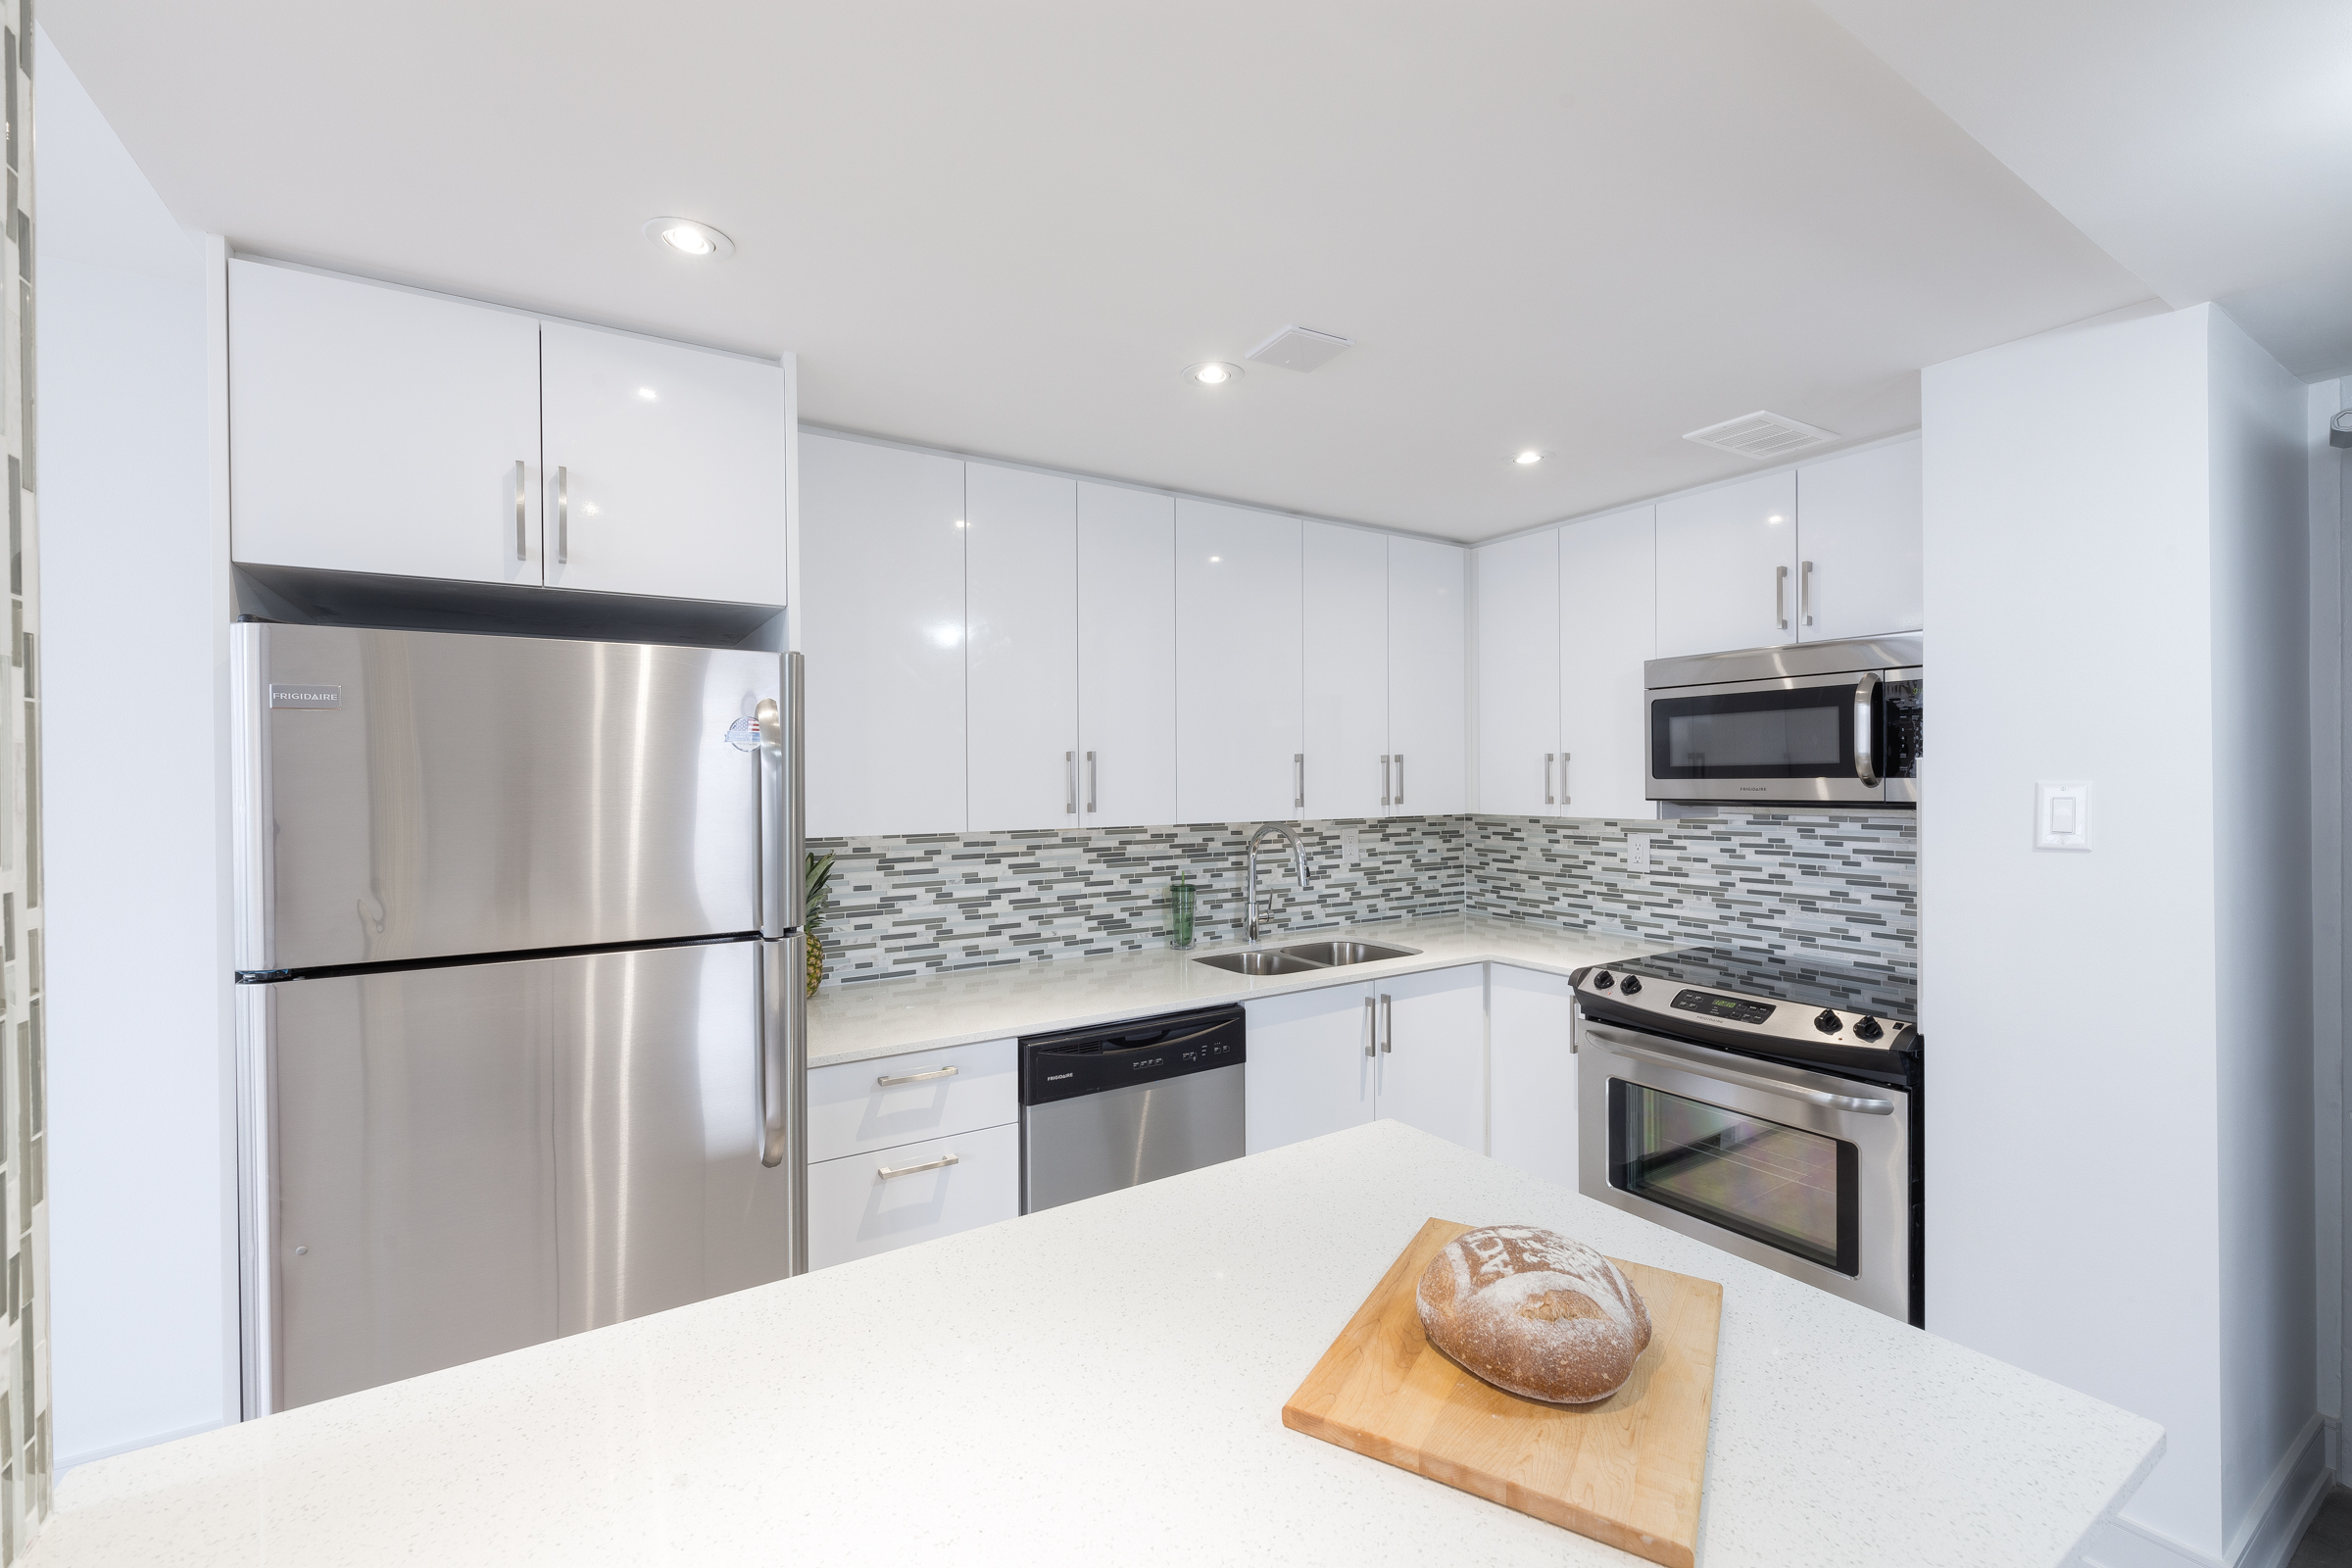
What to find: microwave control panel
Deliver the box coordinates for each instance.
[1883,679,1923,779]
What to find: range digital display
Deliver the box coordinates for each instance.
[1669,988,1776,1026]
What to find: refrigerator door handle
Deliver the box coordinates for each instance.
[759,652,807,939]
[759,935,807,1179]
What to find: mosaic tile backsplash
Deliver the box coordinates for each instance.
[808,809,1915,989]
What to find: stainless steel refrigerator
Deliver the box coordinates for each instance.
[229,623,805,1415]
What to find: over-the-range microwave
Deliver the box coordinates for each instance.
[1645,635,1921,808]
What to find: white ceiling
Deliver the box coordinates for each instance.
[1818,0,2352,380]
[42,2,2158,541]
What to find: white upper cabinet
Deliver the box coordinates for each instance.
[1176,500,1302,826]
[538,321,787,606]
[1302,522,1389,820]
[1793,439,1922,643]
[1653,470,1798,658]
[1386,535,1466,816]
[1557,505,1655,820]
[1077,483,1177,830]
[964,464,1079,832]
[800,433,968,839]
[228,260,543,587]
[1475,528,1560,816]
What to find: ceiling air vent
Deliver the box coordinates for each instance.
[1247,324,1353,372]
[1683,411,1837,460]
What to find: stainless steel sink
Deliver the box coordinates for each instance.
[1277,940,1421,967]
[1191,950,1332,976]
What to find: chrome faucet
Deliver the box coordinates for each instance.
[1243,823,1311,943]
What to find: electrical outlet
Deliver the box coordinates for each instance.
[1340,828,1361,865]
[1628,834,1652,874]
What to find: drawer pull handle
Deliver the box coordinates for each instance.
[877,1152,959,1180]
[875,1064,959,1087]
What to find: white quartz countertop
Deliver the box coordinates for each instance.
[808,914,1677,1067]
[38,1121,2158,1568]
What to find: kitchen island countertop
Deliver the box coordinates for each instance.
[35,1121,2158,1568]
[808,913,1683,1067]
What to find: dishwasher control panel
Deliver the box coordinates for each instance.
[1019,1004,1247,1107]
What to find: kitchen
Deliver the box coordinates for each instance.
[14,5,2347,1567]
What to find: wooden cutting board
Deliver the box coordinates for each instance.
[1283,1217,1724,1568]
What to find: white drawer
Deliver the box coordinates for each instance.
[806,1037,1018,1164]
[806,1122,1020,1271]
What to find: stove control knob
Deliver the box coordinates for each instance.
[1813,1009,1842,1035]
[1619,976,1642,996]
[1592,971,1615,990]
[1853,1016,1885,1043]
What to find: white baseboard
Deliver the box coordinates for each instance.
[58,1417,227,1486]
[2080,1413,2334,1568]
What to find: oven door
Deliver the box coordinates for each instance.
[1578,1019,1910,1321]
[1646,668,1897,806]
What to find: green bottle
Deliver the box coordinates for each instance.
[1168,870,1196,951]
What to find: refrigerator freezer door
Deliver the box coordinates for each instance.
[264,939,792,1411]
[239,623,781,972]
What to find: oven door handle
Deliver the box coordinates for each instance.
[1582,1024,1896,1115]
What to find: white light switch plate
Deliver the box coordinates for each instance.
[1340,828,1360,865]
[1628,834,1652,873]
[2034,781,2091,851]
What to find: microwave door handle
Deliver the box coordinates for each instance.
[1583,1023,1896,1115]
[1853,671,1881,787]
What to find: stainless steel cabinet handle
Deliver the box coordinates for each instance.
[1380,754,1391,808]
[1801,560,1815,627]
[876,1152,960,1180]
[1584,1023,1895,1114]
[1395,753,1404,807]
[514,460,526,560]
[556,466,569,564]
[1363,996,1376,1058]
[1775,564,1788,631]
[1086,751,1097,813]
[1380,993,1393,1054]
[1561,752,1571,808]
[1065,751,1077,815]
[877,1064,958,1087]
[1544,753,1556,806]
[1295,753,1304,810]
[1853,671,1881,787]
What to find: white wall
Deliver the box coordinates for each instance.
[34,31,234,1467]
[1922,302,2317,1565]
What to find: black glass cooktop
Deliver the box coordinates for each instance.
[1619,945,1916,1025]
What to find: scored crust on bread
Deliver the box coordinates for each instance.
[1414,1224,1653,1404]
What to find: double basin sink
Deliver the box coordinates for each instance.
[1192,940,1421,977]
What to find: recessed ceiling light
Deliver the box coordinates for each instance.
[643,217,735,260]
[637,387,659,400]
[1187,363,1242,386]
[1514,450,1544,466]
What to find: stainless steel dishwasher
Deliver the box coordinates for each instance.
[1019,1004,1247,1213]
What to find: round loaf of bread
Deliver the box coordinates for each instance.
[1415,1224,1652,1404]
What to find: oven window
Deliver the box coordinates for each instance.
[1649,684,1854,779]
[1607,1080,1859,1275]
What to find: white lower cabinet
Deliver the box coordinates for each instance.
[1244,964,1485,1155]
[1488,965,1581,1188]
[806,1038,1018,1164]
[807,1121,1020,1271]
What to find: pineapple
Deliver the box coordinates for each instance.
[804,852,836,998]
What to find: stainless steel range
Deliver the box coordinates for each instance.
[1572,948,1922,1325]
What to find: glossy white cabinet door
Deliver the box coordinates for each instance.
[1386,535,1466,816]
[1244,984,1376,1154]
[965,463,1078,831]
[539,321,787,605]
[1077,483,1178,829]
[1371,965,1486,1152]
[1557,505,1656,820]
[805,1122,1020,1271]
[1474,528,1560,816]
[1175,499,1303,826]
[1654,470,1798,658]
[1302,521,1389,820]
[228,260,543,586]
[1489,966,1580,1188]
[799,433,968,837]
[1794,439,1923,643]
